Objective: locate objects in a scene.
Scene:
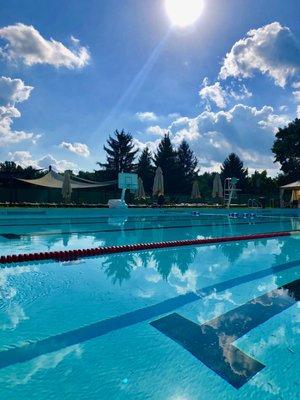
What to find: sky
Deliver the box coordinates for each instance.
[0,0,300,176]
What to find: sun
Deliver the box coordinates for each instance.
[165,0,204,28]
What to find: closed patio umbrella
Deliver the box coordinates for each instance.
[153,167,164,196]
[137,177,146,199]
[191,180,201,199]
[212,173,223,198]
[62,170,72,202]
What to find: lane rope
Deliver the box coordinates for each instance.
[1,230,299,265]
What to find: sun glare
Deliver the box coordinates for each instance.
[165,0,204,28]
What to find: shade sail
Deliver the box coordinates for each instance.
[280,180,300,190]
[17,170,116,189]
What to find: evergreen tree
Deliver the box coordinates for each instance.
[220,153,248,189]
[272,118,300,181]
[177,140,198,194]
[98,130,138,179]
[153,134,179,194]
[248,170,277,195]
[136,147,154,194]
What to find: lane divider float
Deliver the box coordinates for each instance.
[0,230,297,265]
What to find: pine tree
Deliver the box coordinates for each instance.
[153,134,179,194]
[220,153,248,189]
[136,147,154,194]
[98,130,138,179]
[177,140,198,194]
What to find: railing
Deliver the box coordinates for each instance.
[247,199,262,209]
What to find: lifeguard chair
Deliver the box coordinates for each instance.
[224,177,240,208]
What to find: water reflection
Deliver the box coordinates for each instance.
[100,246,198,285]
[101,253,136,285]
[0,266,38,332]
[3,213,298,253]
[151,278,300,388]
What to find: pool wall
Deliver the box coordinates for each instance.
[0,206,299,221]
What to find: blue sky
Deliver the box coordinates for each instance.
[0,0,300,175]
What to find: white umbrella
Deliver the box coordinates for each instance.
[153,167,164,196]
[62,170,72,202]
[137,177,146,199]
[212,173,223,198]
[191,180,201,199]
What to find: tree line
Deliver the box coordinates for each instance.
[1,117,299,197]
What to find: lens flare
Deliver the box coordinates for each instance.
[165,0,204,28]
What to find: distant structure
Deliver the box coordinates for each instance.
[224,177,239,208]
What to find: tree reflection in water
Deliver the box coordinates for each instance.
[101,245,198,285]
[101,253,136,285]
[218,240,249,264]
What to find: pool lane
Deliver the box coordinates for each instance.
[0,216,297,257]
[0,218,291,238]
[0,258,298,371]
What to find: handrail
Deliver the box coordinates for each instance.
[248,198,262,209]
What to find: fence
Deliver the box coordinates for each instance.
[0,186,120,205]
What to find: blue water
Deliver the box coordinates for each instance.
[0,208,299,399]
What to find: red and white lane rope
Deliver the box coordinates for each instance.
[1,230,298,265]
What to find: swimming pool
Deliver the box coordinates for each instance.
[0,208,299,399]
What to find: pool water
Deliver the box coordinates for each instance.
[0,208,299,399]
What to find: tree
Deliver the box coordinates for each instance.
[0,161,42,183]
[272,118,300,182]
[248,170,277,195]
[153,134,179,194]
[177,140,198,194]
[220,153,248,189]
[136,147,154,194]
[98,130,138,179]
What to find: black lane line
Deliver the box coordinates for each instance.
[151,278,299,388]
[1,219,289,239]
[0,215,227,228]
[0,259,298,370]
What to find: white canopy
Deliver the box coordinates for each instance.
[153,167,164,196]
[191,180,201,199]
[17,169,116,189]
[280,180,300,206]
[62,171,72,201]
[137,177,146,199]
[280,180,300,190]
[212,173,223,198]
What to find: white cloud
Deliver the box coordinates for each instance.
[293,91,300,102]
[9,151,76,172]
[229,84,252,100]
[0,76,33,105]
[132,138,161,155]
[292,81,300,89]
[199,79,227,109]
[0,77,39,146]
[135,111,158,122]
[199,78,252,109]
[59,141,90,157]
[140,104,289,175]
[279,105,288,112]
[0,23,90,69]
[146,125,169,136]
[219,22,300,87]
[297,105,300,118]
